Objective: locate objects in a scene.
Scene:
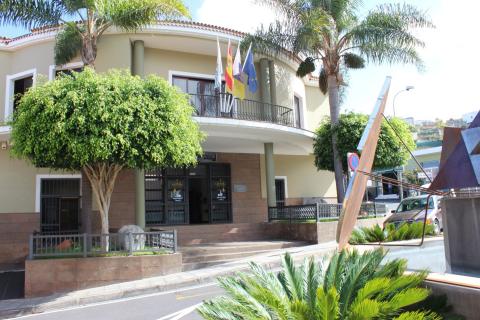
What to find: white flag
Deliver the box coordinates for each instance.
[215,37,223,92]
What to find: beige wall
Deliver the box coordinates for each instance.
[305,85,329,131]
[0,51,11,124]
[0,149,74,213]
[260,154,336,199]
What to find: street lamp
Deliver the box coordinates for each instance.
[392,85,414,117]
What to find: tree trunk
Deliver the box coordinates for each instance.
[81,35,97,68]
[327,74,345,203]
[82,164,123,251]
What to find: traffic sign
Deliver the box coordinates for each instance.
[347,153,360,171]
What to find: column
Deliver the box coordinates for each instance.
[268,60,277,105]
[259,58,271,121]
[398,170,404,201]
[132,40,146,229]
[81,172,92,234]
[268,60,277,123]
[264,143,276,208]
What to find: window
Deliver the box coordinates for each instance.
[4,69,36,119]
[275,179,286,207]
[172,75,220,116]
[294,95,302,128]
[48,63,84,80]
[13,76,33,112]
[55,67,83,78]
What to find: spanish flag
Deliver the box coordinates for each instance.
[225,39,234,94]
[232,45,245,99]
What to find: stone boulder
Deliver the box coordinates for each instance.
[118,225,146,252]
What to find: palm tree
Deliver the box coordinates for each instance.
[0,0,189,67]
[198,249,441,319]
[242,0,433,202]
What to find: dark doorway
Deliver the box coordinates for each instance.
[40,179,81,233]
[188,177,209,224]
[275,179,286,207]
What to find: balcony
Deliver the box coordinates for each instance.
[187,93,298,128]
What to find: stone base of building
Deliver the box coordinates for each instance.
[24,253,182,298]
[0,213,39,267]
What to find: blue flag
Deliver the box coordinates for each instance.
[242,44,257,93]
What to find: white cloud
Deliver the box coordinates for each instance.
[196,0,275,33]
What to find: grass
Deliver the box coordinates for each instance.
[35,246,170,260]
[275,215,384,224]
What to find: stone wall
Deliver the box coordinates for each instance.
[0,213,39,267]
[265,217,386,244]
[25,253,182,298]
[217,153,267,223]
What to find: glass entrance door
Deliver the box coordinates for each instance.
[145,163,232,225]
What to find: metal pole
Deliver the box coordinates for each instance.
[83,233,87,258]
[316,203,320,222]
[173,230,178,253]
[28,234,33,260]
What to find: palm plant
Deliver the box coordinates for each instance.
[242,0,433,202]
[198,248,440,319]
[0,0,189,67]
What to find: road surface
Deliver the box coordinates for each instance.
[9,239,447,320]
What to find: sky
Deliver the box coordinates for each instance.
[1,0,479,121]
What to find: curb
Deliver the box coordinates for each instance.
[0,242,337,319]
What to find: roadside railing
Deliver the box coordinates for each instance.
[28,231,177,260]
[268,202,387,222]
[188,93,297,128]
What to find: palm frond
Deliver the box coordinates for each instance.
[319,67,328,94]
[394,311,442,320]
[278,252,304,300]
[315,286,339,320]
[54,22,83,65]
[95,0,189,32]
[343,52,364,69]
[297,57,317,77]
[348,3,433,69]
[0,0,65,29]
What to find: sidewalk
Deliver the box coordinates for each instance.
[0,242,338,319]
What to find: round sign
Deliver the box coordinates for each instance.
[348,153,360,171]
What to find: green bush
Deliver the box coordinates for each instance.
[349,222,435,244]
[198,249,442,319]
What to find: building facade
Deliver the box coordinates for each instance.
[0,21,336,265]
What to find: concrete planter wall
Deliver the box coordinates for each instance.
[25,253,182,298]
[266,217,386,244]
[443,196,480,274]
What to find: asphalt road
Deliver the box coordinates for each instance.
[8,239,447,320]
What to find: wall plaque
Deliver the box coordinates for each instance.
[233,184,247,193]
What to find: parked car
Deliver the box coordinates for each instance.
[383,195,443,234]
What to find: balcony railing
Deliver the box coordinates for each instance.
[188,93,297,128]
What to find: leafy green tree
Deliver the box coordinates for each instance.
[243,0,433,202]
[0,0,189,67]
[314,112,415,174]
[198,249,440,319]
[10,68,203,235]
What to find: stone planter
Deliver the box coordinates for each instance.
[25,253,182,298]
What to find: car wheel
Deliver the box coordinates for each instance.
[433,219,441,235]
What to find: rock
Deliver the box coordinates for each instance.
[118,225,145,252]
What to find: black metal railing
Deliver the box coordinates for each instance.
[188,93,297,128]
[268,202,387,222]
[28,231,177,259]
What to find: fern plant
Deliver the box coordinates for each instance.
[198,249,440,319]
[349,223,435,244]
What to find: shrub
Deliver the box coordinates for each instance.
[349,222,435,244]
[198,249,441,319]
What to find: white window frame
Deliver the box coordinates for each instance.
[293,93,304,129]
[4,68,37,121]
[168,70,215,85]
[48,62,84,81]
[275,176,288,199]
[35,174,82,213]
